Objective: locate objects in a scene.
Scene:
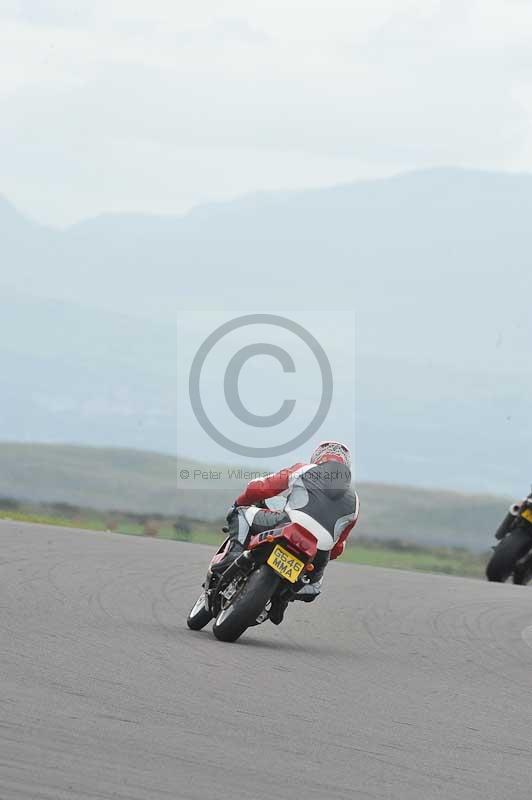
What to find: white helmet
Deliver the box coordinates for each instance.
[310,440,351,469]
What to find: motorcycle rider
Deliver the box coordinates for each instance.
[214,440,359,623]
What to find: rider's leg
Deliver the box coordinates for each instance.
[270,549,329,624]
[212,506,289,572]
[293,549,330,602]
[248,508,290,535]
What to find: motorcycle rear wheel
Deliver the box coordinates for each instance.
[486,528,532,583]
[213,565,280,643]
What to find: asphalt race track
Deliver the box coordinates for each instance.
[3,522,532,800]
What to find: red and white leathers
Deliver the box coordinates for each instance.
[235,459,359,560]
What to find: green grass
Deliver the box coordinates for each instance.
[340,542,485,578]
[0,506,222,544]
[0,509,104,530]
[0,507,487,578]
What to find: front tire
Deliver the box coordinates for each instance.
[512,553,532,585]
[213,565,280,643]
[486,528,532,583]
[187,592,213,630]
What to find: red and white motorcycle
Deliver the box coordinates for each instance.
[187,522,318,642]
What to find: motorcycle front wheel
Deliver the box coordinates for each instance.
[486,528,532,583]
[187,592,213,630]
[512,553,532,585]
[213,565,280,643]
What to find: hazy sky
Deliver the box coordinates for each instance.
[2,0,531,225]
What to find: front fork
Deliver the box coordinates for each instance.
[495,505,522,541]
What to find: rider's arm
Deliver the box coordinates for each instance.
[235,463,305,506]
[330,495,360,560]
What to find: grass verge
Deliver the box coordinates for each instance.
[0,506,488,578]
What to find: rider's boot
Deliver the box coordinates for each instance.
[293,550,329,602]
[269,577,321,624]
[270,553,328,623]
[269,575,323,624]
[293,578,323,602]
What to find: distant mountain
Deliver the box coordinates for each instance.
[2,168,532,361]
[1,168,531,494]
[0,442,507,552]
[0,290,178,453]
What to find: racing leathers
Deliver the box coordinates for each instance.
[221,461,359,607]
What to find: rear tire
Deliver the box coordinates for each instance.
[486,528,532,583]
[187,592,213,630]
[213,565,280,643]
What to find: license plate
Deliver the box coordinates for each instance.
[267,545,304,583]
[521,507,532,524]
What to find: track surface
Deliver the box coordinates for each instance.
[2,522,532,799]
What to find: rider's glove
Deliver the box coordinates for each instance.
[221,502,239,533]
[330,540,345,560]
